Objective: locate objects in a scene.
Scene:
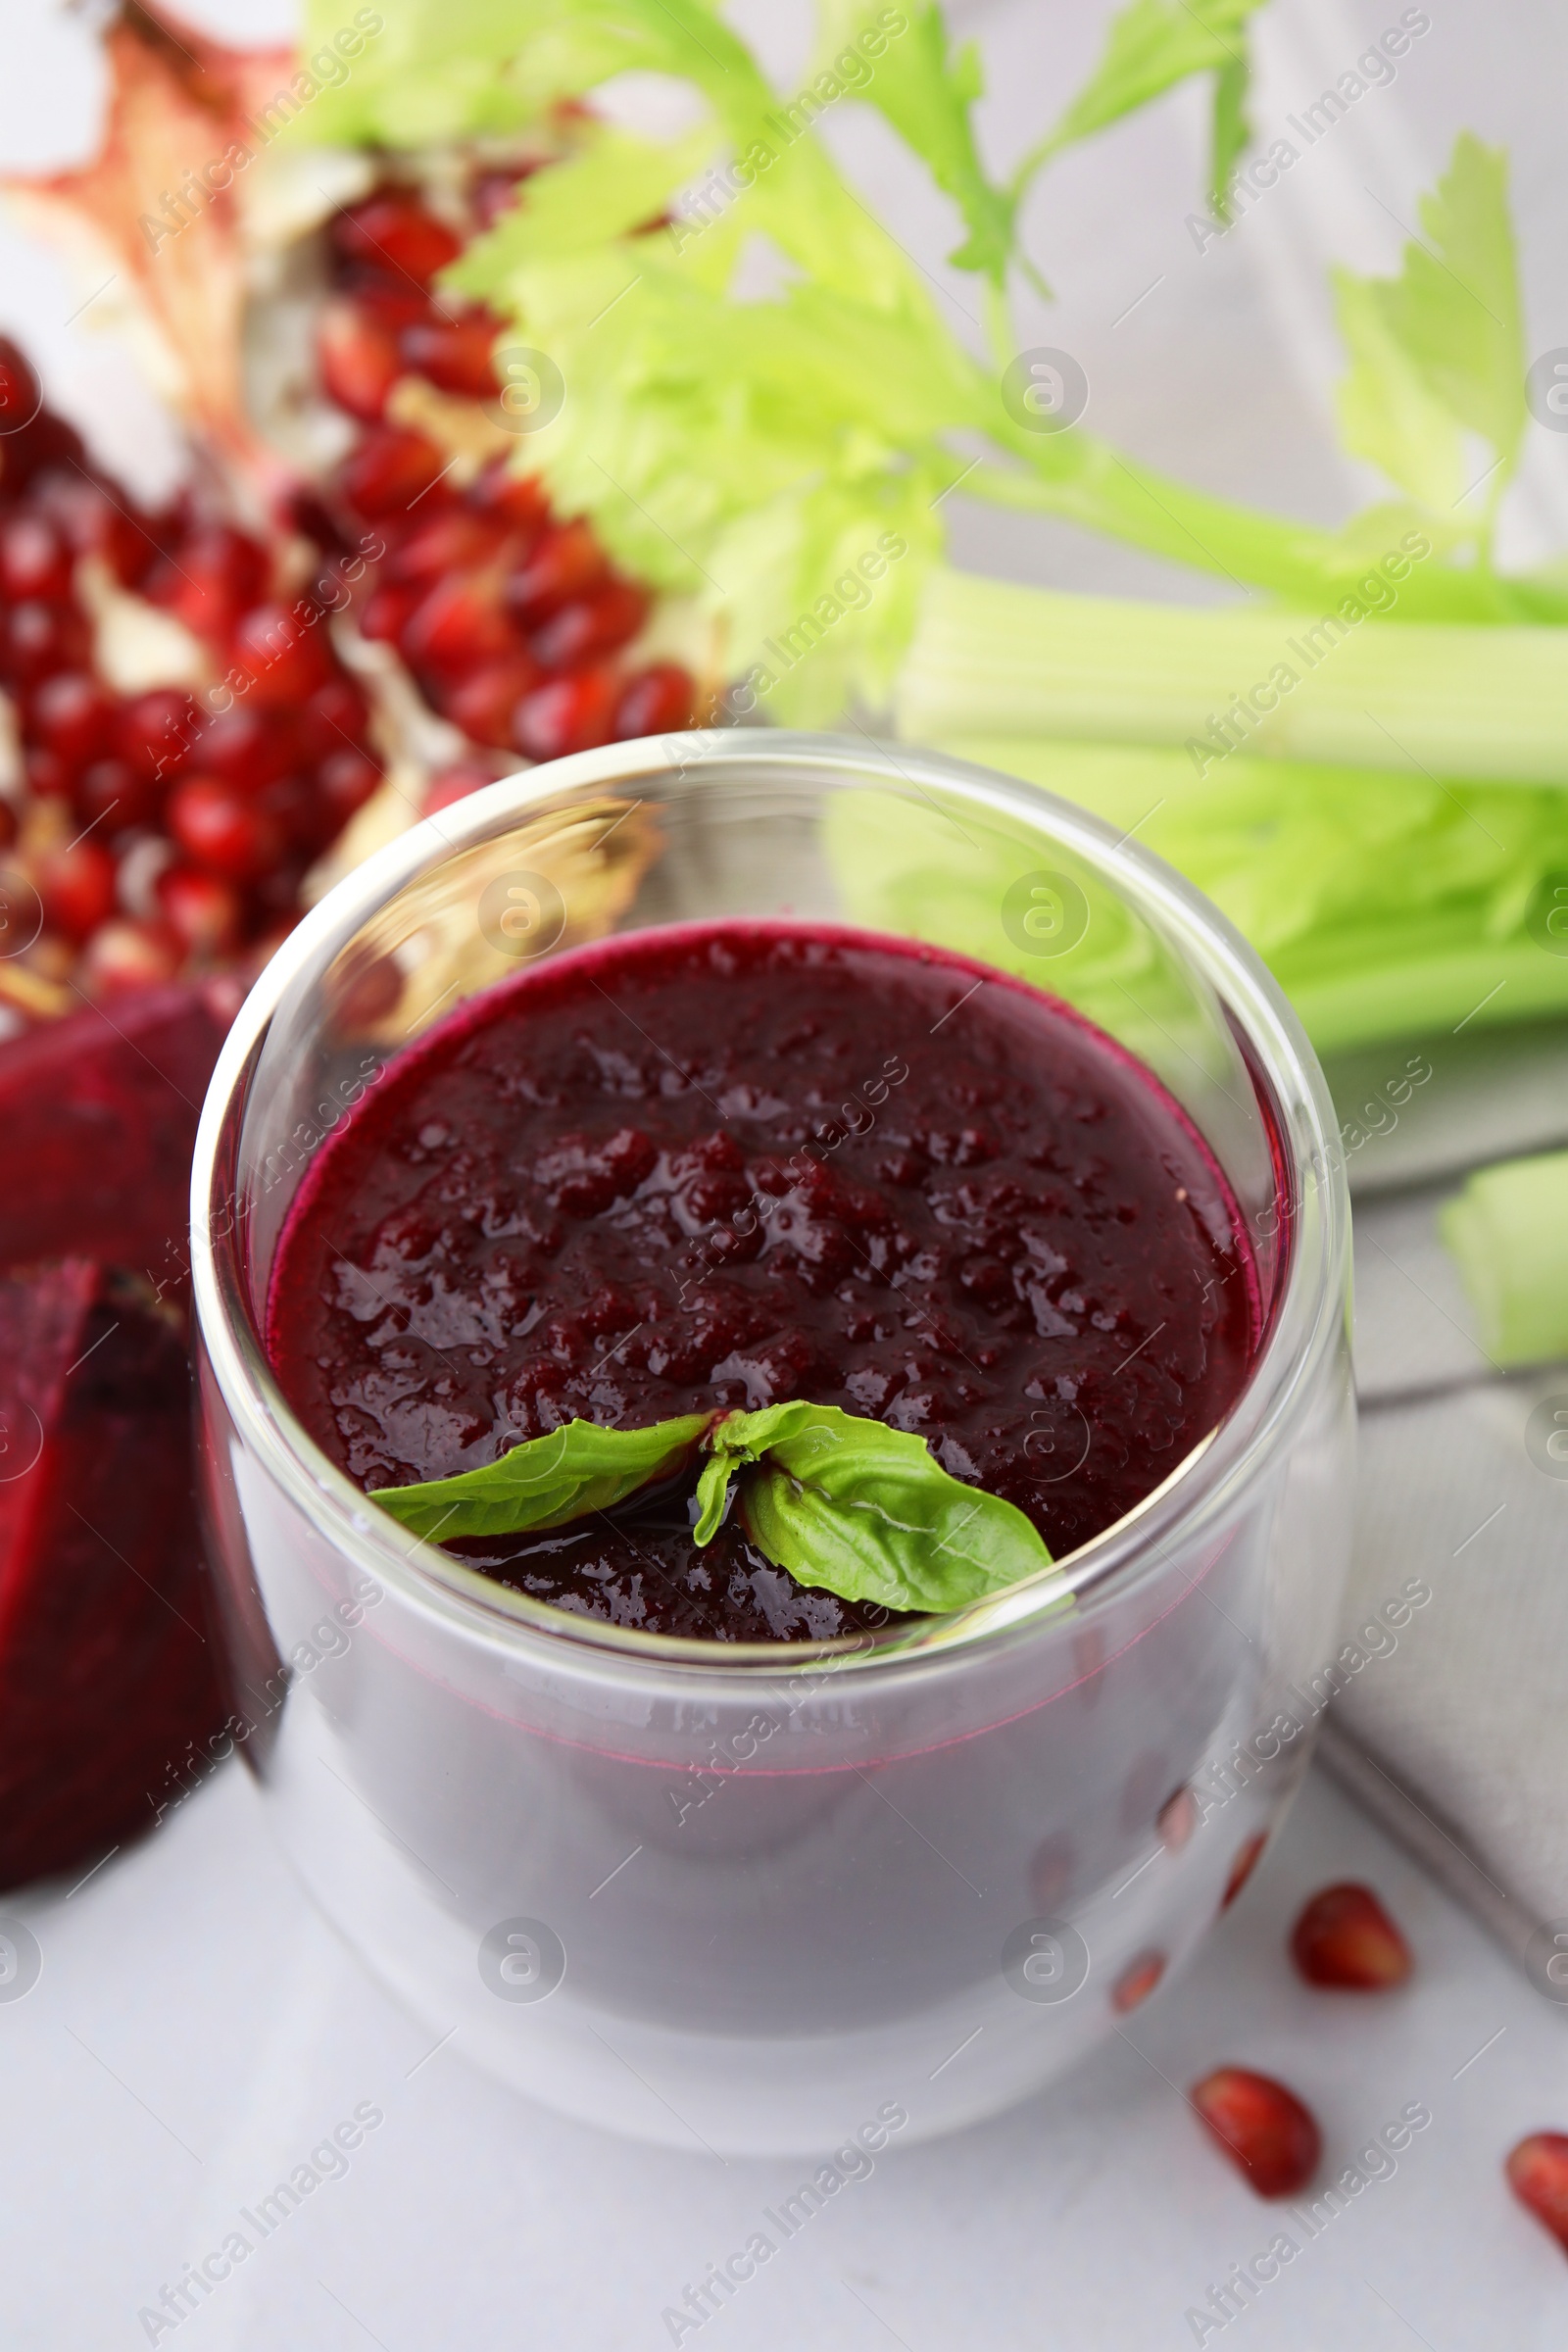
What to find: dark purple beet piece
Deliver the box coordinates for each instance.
[0,1259,222,1889]
[0,984,228,1287]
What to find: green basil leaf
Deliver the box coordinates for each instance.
[369,1412,713,1541]
[691,1401,816,1544]
[700,1401,1054,1613]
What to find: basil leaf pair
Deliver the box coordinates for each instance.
[370,1401,1054,1616]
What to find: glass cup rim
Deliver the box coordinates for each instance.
[190,730,1349,1680]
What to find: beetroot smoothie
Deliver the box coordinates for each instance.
[268,923,1258,1639]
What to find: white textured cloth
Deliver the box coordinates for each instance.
[1324,1024,1568,1988]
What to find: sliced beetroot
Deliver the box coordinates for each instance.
[0,984,226,1289]
[0,1260,223,1889]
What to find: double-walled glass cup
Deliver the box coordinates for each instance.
[191,734,1353,2155]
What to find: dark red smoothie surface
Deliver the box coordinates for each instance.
[268,923,1260,1642]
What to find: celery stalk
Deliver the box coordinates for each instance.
[837,734,1568,1055]
[1441,1152,1568,1365]
[896,570,1568,786]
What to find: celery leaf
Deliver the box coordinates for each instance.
[1334,134,1525,522]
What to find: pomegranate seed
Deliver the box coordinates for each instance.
[388,508,508,584]
[467,458,549,542]
[335,425,448,517]
[423,763,496,815]
[0,599,89,685]
[24,746,71,799]
[37,838,117,941]
[331,191,462,287]
[1190,2068,1321,2200]
[1221,1831,1268,1910]
[0,336,41,434]
[168,776,284,882]
[356,581,421,644]
[0,800,16,853]
[1111,1949,1166,2013]
[441,655,541,749]
[514,667,618,760]
[0,512,72,602]
[1506,2132,1568,2255]
[145,523,268,639]
[155,862,242,956]
[316,296,402,422]
[189,706,296,794]
[116,688,193,780]
[1157,1787,1199,1854]
[256,776,321,850]
[507,519,609,619]
[399,310,503,400]
[75,757,155,834]
[27,671,113,768]
[316,748,383,826]
[297,674,370,760]
[79,915,183,993]
[399,571,515,674]
[31,468,155,584]
[613,662,695,739]
[229,604,331,706]
[529,579,649,669]
[1290,1884,1412,1990]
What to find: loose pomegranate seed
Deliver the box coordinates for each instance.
[0,800,16,853]
[399,310,503,400]
[27,671,113,768]
[441,655,541,748]
[613,662,696,739]
[399,570,516,674]
[467,458,549,543]
[335,425,449,518]
[529,579,649,669]
[388,508,509,584]
[155,862,242,956]
[1190,2068,1321,2200]
[0,512,72,602]
[1221,1831,1268,1911]
[37,838,117,941]
[316,296,402,422]
[145,523,268,638]
[116,687,193,780]
[1156,1787,1199,1853]
[316,748,383,826]
[514,667,619,760]
[229,604,331,706]
[1290,1884,1412,1989]
[168,776,284,882]
[331,191,462,287]
[75,757,154,834]
[78,915,183,994]
[1506,2133,1568,2255]
[356,580,421,644]
[1111,1949,1166,2014]
[297,674,370,760]
[0,599,89,684]
[506,518,609,619]
[423,763,497,815]
[189,706,296,794]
